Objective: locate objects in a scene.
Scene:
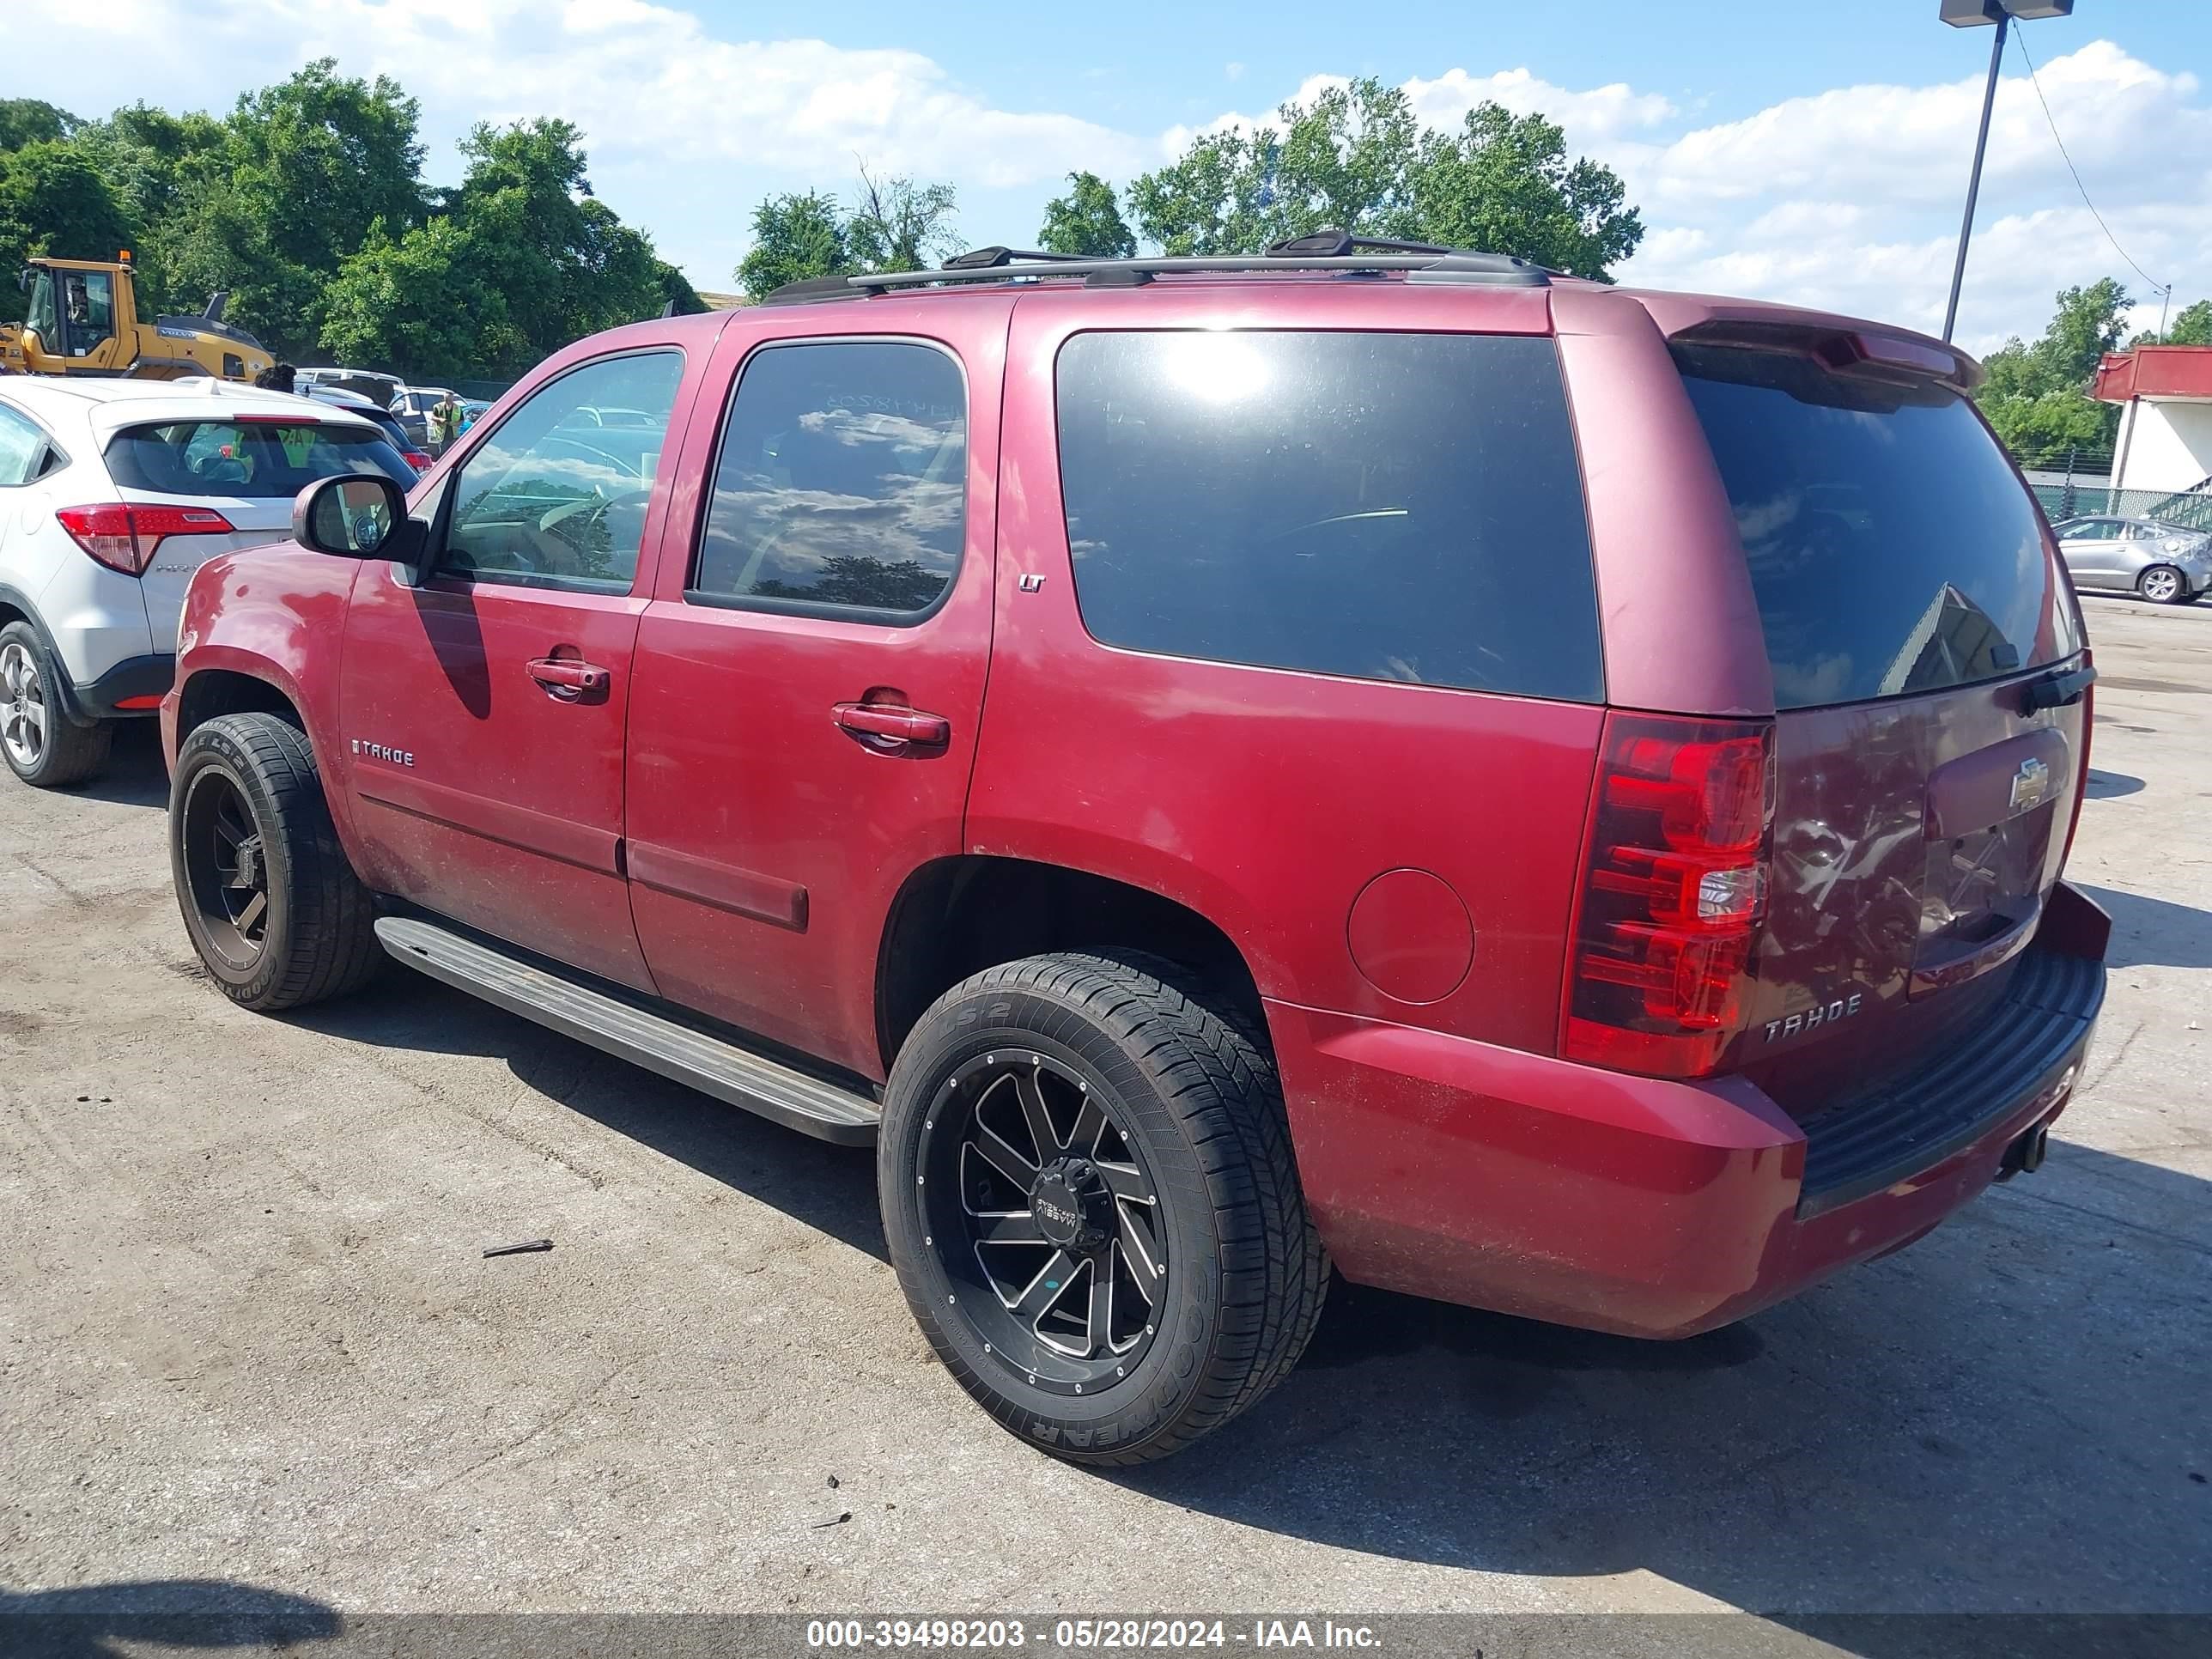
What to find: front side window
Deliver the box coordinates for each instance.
[105,420,414,497]
[23,272,58,347]
[64,271,115,354]
[1054,330,1602,702]
[692,341,967,619]
[442,352,684,591]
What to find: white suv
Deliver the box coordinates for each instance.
[0,377,415,787]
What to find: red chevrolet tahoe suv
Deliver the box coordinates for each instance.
[162,236,2109,1465]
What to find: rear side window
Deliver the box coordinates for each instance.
[1678,344,2080,708]
[692,341,968,620]
[0,402,50,487]
[1054,331,1601,702]
[106,420,415,498]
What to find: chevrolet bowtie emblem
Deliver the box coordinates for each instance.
[2010,757,2050,812]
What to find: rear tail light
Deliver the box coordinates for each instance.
[1562,713,1777,1079]
[403,451,433,473]
[56,503,234,576]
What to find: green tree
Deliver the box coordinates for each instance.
[848,164,959,272]
[2035,278,2130,386]
[2159,298,2212,347]
[1975,280,2133,464]
[0,142,141,323]
[225,60,425,279]
[738,189,851,299]
[69,105,228,314]
[0,100,80,153]
[1038,171,1136,258]
[1410,103,1643,278]
[319,216,522,380]
[443,118,681,363]
[1127,78,1641,276]
[1129,78,1425,253]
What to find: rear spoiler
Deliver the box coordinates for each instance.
[1638,297,1983,392]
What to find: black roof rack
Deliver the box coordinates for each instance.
[757,228,1550,306]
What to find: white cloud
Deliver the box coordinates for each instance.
[39,0,1146,283]
[1164,43,2205,349]
[21,3,2209,349]
[1616,42,2209,350]
[1400,67,1675,141]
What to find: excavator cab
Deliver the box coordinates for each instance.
[19,265,121,365]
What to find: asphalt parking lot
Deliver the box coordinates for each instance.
[3,596,2207,1634]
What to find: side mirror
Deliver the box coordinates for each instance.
[17,268,33,295]
[294,474,416,566]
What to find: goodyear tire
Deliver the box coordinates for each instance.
[170,712,381,1012]
[879,951,1326,1465]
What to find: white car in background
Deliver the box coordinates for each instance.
[0,377,416,787]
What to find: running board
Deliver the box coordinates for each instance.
[373,916,881,1146]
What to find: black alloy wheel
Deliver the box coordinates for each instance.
[879,951,1328,1465]
[168,713,381,1012]
[917,1047,1169,1395]
[179,766,273,970]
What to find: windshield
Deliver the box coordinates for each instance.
[1678,343,2081,708]
[106,419,416,498]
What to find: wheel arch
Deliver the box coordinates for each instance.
[0,585,88,726]
[173,663,309,744]
[170,652,371,867]
[876,854,1268,1073]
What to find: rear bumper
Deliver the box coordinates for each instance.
[70,653,175,719]
[1268,893,2107,1339]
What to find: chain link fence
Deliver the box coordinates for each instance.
[2029,481,2212,532]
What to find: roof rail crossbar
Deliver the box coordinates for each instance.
[942,245,1091,270]
[1266,229,1455,258]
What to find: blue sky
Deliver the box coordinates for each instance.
[21,1,2212,349]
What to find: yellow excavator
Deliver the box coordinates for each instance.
[0,252,274,382]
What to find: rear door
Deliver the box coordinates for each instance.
[1672,338,2089,1109]
[623,307,1009,1079]
[2054,520,2121,589]
[337,348,695,990]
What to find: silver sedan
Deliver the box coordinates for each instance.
[2051,515,2211,604]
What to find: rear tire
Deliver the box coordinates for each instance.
[0,623,112,788]
[2137,563,2188,605]
[170,712,382,1012]
[878,951,1327,1466]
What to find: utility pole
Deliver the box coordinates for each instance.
[1938,2,2077,343]
[1942,12,2008,343]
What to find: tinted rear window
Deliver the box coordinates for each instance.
[106,419,415,498]
[1678,345,2080,708]
[1054,331,1601,702]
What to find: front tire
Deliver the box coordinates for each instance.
[879,952,1326,1465]
[2137,563,2188,605]
[170,712,381,1012]
[0,623,112,788]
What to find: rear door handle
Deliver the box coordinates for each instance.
[833,702,950,745]
[527,657,611,697]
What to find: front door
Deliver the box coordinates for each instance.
[337,348,692,990]
[624,312,1009,1078]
